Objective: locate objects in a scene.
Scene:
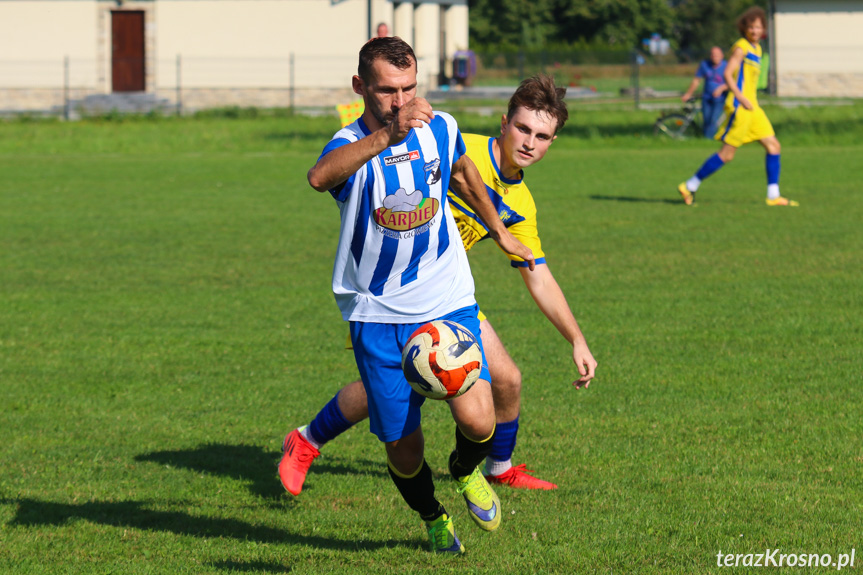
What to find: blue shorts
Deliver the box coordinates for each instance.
[349,304,491,443]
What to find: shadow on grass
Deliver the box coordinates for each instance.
[135,443,285,500]
[589,194,681,204]
[2,497,416,552]
[134,443,388,501]
[310,454,389,481]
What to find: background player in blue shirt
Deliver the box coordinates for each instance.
[304,37,534,554]
[681,46,728,139]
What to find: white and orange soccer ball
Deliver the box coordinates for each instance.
[401,320,483,400]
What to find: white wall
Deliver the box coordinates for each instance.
[0,1,98,87]
[775,0,863,95]
[412,2,441,83]
[156,0,368,88]
[445,3,469,55]
[775,0,863,73]
[0,0,468,97]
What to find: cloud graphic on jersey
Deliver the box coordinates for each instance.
[383,187,423,212]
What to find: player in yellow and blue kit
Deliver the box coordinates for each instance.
[449,133,546,276]
[677,6,798,207]
[280,74,597,497]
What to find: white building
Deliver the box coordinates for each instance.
[0,0,469,112]
[771,0,863,97]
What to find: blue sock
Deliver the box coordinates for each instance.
[695,153,725,181]
[308,393,354,446]
[488,416,519,462]
[766,154,780,185]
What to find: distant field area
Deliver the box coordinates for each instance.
[1,105,861,574]
[473,62,696,95]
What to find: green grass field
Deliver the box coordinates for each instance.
[1,103,862,574]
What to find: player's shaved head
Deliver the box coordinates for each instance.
[358,37,417,83]
[507,74,569,134]
[737,6,767,36]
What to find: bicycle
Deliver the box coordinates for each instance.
[654,98,702,139]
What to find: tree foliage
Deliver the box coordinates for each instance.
[468,0,770,58]
[549,0,674,48]
[672,0,769,58]
[469,0,556,50]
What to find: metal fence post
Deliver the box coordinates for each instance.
[63,55,70,120]
[176,54,182,116]
[767,0,777,96]
[630,50,641,110]
[289,53,295,111]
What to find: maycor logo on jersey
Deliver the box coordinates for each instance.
[374,187,439,232]
[384,150,420,166]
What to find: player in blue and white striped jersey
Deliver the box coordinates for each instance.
[304,37,535,554]
[322,92,473,323]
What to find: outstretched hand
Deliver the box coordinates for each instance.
[572,342,597,389]
[490,228,535,270]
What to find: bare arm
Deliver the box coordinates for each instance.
[681,77,701,102]
[307,98,434,193]
[518,263,596,387]
[307,129,390,193]
[723,48,751,110]
[449,155,535,270]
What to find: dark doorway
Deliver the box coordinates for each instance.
[112,11,145,92]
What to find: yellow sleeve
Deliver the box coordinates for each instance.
[500,195,545,267]
[504,219,544,267]
[731,38,750,57]
[449,194,488,253]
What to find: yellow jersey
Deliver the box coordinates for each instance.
[448,134,545,268]
[726,38,763,109]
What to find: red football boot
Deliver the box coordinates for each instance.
[278,428,320,495]
[485,463,557,490]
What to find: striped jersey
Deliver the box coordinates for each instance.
[322,112,476,323]
[726,38,763,109]
[448,134,546,268]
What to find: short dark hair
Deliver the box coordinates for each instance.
[737,6,767,36]
[507,74,569,133]
[358,36,416,83]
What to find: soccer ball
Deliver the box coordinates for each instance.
[401,320,483,400]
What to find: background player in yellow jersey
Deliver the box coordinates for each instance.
[677,6,798,207]
[280,74,597,494]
